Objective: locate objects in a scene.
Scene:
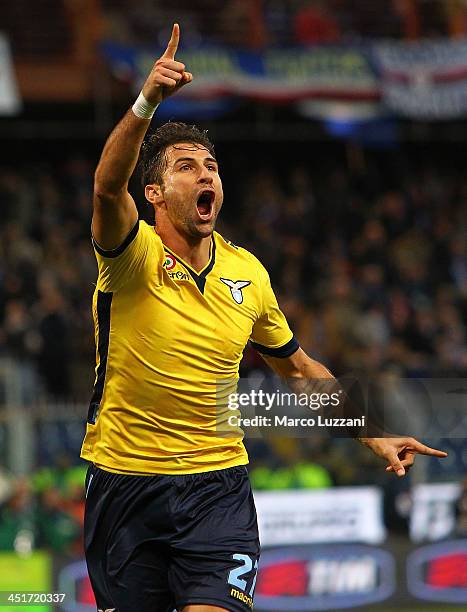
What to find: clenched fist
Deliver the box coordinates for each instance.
[142,23,193,106]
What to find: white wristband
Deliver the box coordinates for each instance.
[132,91,159,119]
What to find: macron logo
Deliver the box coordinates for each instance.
[220,278,251,304]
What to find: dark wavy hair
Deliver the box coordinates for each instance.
[139,121,216,188]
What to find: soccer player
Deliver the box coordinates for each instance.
[81,24,447,612]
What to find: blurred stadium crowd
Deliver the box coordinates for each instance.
[0,460,85,555]
[0,142,466,553]
[2,149,467,400]
[1,0,467,558]
[5,0,467,61]
[103,0,467,47]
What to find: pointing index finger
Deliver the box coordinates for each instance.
[163,23,180,60]
[410,440,448,457]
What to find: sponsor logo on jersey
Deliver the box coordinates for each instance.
[230,588,253,609]
[168,270,190,281]
[220,278,251,304]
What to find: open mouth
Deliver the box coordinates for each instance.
[196,190,215,218]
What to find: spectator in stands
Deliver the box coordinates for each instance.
[293,0,341,45]
[1,299,40,405]
[445,0,467,38]
[0,478,36,552]
[36,486,81,553]
[36,282,71,399]
[393,0,421,39]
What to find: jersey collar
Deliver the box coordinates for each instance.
[163,235,216,294]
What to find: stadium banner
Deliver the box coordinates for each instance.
[50,539,467,611]
[254,487,386,546]
[101,39,467,120]
[44,482,466,611]
[101,42,379,115]
[407,539,467,604]
[374,39,467,119]
[0,34,22,116]
[254,544,395,611]
[410,482,462,543]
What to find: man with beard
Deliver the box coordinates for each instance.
[81,24,447,612]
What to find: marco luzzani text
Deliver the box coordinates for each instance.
[226,390,365,429]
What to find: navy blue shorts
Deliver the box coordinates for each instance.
[84,464,260,612]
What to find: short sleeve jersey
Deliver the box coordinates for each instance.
[80,221,298,474]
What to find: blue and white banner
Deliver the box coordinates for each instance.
[102,42,380,120]
[374,39,467,119]
[102,39,467,120]
[103,43,378,102]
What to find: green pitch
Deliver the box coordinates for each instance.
[0,551,51,611]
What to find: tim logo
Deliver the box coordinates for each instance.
[407,540,467,604]
[255,545,394,610]
[220,278,251,304]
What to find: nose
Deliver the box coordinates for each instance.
[198,167,213,184]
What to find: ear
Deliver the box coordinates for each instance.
[145,183,165,209]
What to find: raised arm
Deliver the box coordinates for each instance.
[263,347,448,476]
[92,23,192,250]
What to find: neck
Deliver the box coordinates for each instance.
[157,225,212,272]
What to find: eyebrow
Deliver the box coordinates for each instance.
[173,156,218,165]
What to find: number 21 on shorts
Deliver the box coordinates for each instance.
[227,554,258,597]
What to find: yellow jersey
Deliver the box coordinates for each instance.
[80,220,298,474]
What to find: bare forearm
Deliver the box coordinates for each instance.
[263,349,334,392]
[264,349,447,474]
[264,349,369,433]
[94,24,192,198]
[91,25,192,249]
[94,109,151,195]
[284,357,335,396]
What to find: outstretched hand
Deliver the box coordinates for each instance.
[360,437,448,477]
[142,24,193,106]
